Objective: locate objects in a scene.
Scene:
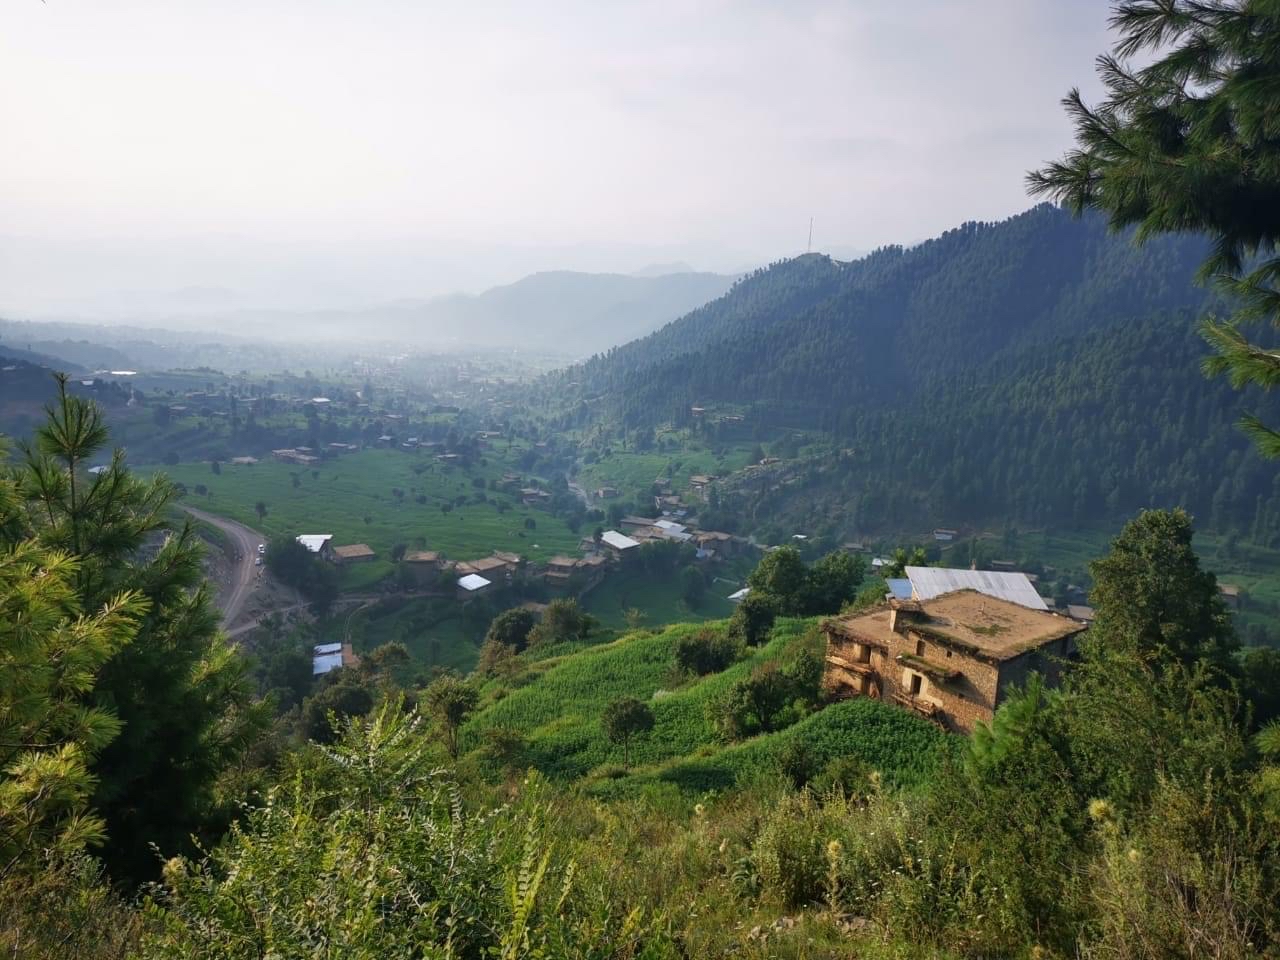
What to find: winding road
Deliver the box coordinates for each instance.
[181,505,264,628]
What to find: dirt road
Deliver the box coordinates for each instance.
[181,505,264,628]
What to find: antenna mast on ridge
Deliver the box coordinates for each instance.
[807,217,814,253]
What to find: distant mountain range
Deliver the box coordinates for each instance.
[188,269,738,356]
[5,269,740,361]
[550,204,1280,538]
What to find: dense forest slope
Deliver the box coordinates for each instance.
[550,205,1280,534]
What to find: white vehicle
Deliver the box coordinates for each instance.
[257,543,266,554]
[255,556,263,566]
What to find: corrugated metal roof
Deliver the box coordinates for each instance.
[728,587,750,602]
[312,652,343,675]
[885,578,913,600]
[314,642,342,655]
[296,534,333,553]
[601,530,639,550]
[458,573,491,591]
[904,567,1048,610]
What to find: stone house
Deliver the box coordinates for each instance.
[821,590,1086,734]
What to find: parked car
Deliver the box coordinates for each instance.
[257,543,266,554]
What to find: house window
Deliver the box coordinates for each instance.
[915,639,926,657]
[857,643,871,664]
[945,649,952,658]
[908,673,923,696]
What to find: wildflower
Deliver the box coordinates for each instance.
[826,839,843,858]
[1127,848,1141,863]
[694,803,706,818]
[1087,798,1113,823]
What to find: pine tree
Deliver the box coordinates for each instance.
[0,531,146,878]
[14,374,266,882]
[1030,0,1280,454]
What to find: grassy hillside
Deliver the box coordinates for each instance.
[462,617,955,792]
[581,567,737,630]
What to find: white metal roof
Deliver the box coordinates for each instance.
[313,642,342,655]
[728,587,750,602]
[296,534,333,553]
[312,653,343,675]
[904,566,1048,611]
[601,530,640,550]
[886,578,913,600]
[458,573,492,591]
[654,519,686,534]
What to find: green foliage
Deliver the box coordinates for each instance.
[12,374,266,883]
[727,594,777,646]
[601,696,655,768]
[706,653,822,742]
[422,675,479,759]
[0,539,146,876]
[673,627,741,676]
[746,546,864,616]
[486,607,538,652]
[1032,0,1280,456]
[1089,508,1237,673]
[528,597,596,647]
[264,535,339,614]
[301,682,375,744]
[141,705,665,958]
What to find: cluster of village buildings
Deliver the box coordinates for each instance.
[292,510,751,606]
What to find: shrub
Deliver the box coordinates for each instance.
[673,628,740,676]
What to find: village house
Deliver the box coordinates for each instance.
[331,543,376,565]
[694,530,745,559]
[688,475,715,500]
[402,550,445,587]
[296,534,333,559]
[312,641,360,676]
[543,554,607,592]
[520,487,552,506]
[620,515,658,530]
[1219,583,1243,609]
[272,448,320,466]
[543,555,579,588]
[600,530,640,556]
[229,456,258,466]
[457,573,492,601]
[455,556,511,580]
[822,591,1086,734]
[594,486,619,499]
[902,566,1048,610]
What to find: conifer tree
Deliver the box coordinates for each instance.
[13,375,266,882]
[1031,0,1280,453]
[0,436,147,877]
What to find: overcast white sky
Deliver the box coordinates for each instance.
[0,0,1116,317]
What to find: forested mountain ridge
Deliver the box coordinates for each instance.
[537,204,1280,535]
[715,311,1280,539]
[555,204,1214,428]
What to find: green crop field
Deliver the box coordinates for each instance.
[161,449,584,589]
[575,442,757,506]
[461,615,955,795]
[313,595,484,673]
[581,568,737,630]
[586,697,958,800]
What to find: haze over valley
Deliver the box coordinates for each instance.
[4,2,1280,958]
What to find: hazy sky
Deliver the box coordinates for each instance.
[0,0,1115,316]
